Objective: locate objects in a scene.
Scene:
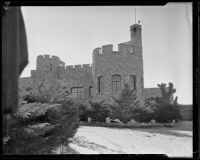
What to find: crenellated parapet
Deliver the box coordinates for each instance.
[36,55,65,72]
[65,64,92,71]
[92,41,139,57]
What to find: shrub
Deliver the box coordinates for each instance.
[78,104,91,122]
[132,107,155,122]
[111,83,141,123]
[152,82,181,123]
[154,102,181,123]
[88,100,111,122]
[22,79,71,104]
[3,102,80,154]
[4,78,80,154]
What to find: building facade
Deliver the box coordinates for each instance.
[19,23,163,105]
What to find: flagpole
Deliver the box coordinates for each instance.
[135,8,136,24]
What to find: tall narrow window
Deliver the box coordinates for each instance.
[50,63,52,71]
[89,86,93,96]
[97,76,103,93]
[130,75,136,89]
[71,87,84,99]
[112,74,121,93]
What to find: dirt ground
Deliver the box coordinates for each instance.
[68,121,192,156]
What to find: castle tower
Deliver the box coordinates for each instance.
[130,24,142,48]
[130,23,144,105]
[92,23,145,105]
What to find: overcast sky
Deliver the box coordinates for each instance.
[21,3,192,104]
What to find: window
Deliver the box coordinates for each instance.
[133,27,137,33]
[89,86,93,96]
[98,76,103,93]
[50,63,52,71]
[130,75,136,89]
[71,87,84,99]
[112,74,121,93]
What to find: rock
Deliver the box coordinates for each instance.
[88,117,91,123]
[105,117,111,123]
[151,119,156,124]
[130,119,136,124]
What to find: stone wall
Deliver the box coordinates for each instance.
[60,64,93,99]
[36,55,65,72]
[92,44,144,105]
[92,24,144,105]
[19,24,175,106]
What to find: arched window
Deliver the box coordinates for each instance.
[112,74,121,93]
[97,76,103,93]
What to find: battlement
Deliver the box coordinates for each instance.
[65,64,92,70]
[93,41,136,56]
[44,54,50,58]
[102,44,113,54]
[37,55,60,60]
[37,55,63,71]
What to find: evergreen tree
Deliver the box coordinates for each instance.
[111,83,141,123]
[88,100,111,122]
[154,82,181,122]
[3,79,80,154]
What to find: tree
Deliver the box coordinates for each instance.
[111,83,141,123]
[23,79,71,104]
[3,78,80,154]
[154,82,181,123]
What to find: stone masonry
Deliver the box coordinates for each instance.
[19,24,163,105]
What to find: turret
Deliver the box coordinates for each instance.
[130,24,142,48]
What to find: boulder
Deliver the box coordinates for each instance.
[151,119,156,124]
[105,117,111,123]
[88,117,91,123]
[130,119,136,124]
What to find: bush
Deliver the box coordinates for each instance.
[4,78,80,154]
[111,83,141,123]
[88,100,111,122]
[3,102,80,154]
[150,82,181,123]
[132,107,155,122]
[22,79,71,104]
[154,103,181,123]
[78,104,91,122]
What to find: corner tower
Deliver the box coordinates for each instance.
[130,24,144,105]
[130,24,142,48]
[92,23,145,105]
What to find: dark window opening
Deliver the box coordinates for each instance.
[98,76,103,93]
[130,75,136,90]
[133,27,137,33]
[112,74,121,93]
[50,63,52,71]
[89,86,93,96]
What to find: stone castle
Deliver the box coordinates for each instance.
[19,23,165,105]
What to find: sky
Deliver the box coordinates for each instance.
[21,3,192,104]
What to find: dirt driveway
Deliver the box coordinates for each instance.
[69,122,192,157]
